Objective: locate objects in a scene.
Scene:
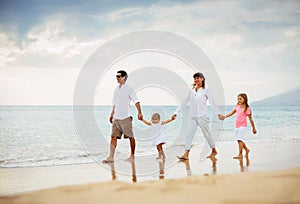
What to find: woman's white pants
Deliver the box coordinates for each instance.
[185,116,215,150]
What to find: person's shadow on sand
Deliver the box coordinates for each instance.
[106,160,137,183]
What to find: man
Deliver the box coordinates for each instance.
[102,70,143,163]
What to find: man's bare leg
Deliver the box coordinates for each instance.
[125,137,135,161]
[103,136,117,163]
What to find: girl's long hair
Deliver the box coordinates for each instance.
[238,93,249,113]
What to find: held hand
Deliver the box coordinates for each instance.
[171,114,177,120]
[218,114,225,121]
[109,115,113,123]
[138,112,143,120]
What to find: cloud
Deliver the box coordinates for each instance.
[0,0,299,104]
[90,7,145,22]
[0,0,163,46]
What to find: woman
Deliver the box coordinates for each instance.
[172,72,223,160]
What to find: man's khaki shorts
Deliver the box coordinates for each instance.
[111,116,134,139]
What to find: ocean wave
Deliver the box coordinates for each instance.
[0,152,104,168]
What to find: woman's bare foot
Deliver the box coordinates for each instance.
[206,153,217,158]
[177,150,189,160]
[177,155,189,160]
[207,148,217,158]
[102,157,114,163]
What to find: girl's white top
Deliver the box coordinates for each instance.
[175,87,220,118]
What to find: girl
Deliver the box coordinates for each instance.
[220,93,257,158]
[142,113,174,160]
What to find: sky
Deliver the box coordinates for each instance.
[0,0,299,105]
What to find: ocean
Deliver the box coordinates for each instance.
[1,105,300,168]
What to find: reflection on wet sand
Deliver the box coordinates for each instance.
[178,157,218,176]
[106,160,137,183]
[236,157,250,172]
[108,162,117,180]
[105,159,167,182]
[178,159,192,176]
[158,159,165,180]
[105,156,249,182]
[209,157,217,175]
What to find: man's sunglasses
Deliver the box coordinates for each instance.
[116,75,122,78]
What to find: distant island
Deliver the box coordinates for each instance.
[252,86,300,106]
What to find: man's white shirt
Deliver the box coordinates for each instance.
[113,83,139,120]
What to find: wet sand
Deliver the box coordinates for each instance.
[0,139,300,203]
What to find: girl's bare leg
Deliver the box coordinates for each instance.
[156,144,163,159]
[161,149,166,160]
[233,140,243,159]
[242,141,250,157]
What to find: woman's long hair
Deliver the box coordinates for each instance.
[192,72,205,89]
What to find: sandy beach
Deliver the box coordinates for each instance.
[0,167,299,204]
[1,140,300,203]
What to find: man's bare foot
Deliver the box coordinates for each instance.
[245,148,250,157]
[102,157,114,163]
[177,155,189,160]
[125,155,134,162]
[233,155,243,159]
